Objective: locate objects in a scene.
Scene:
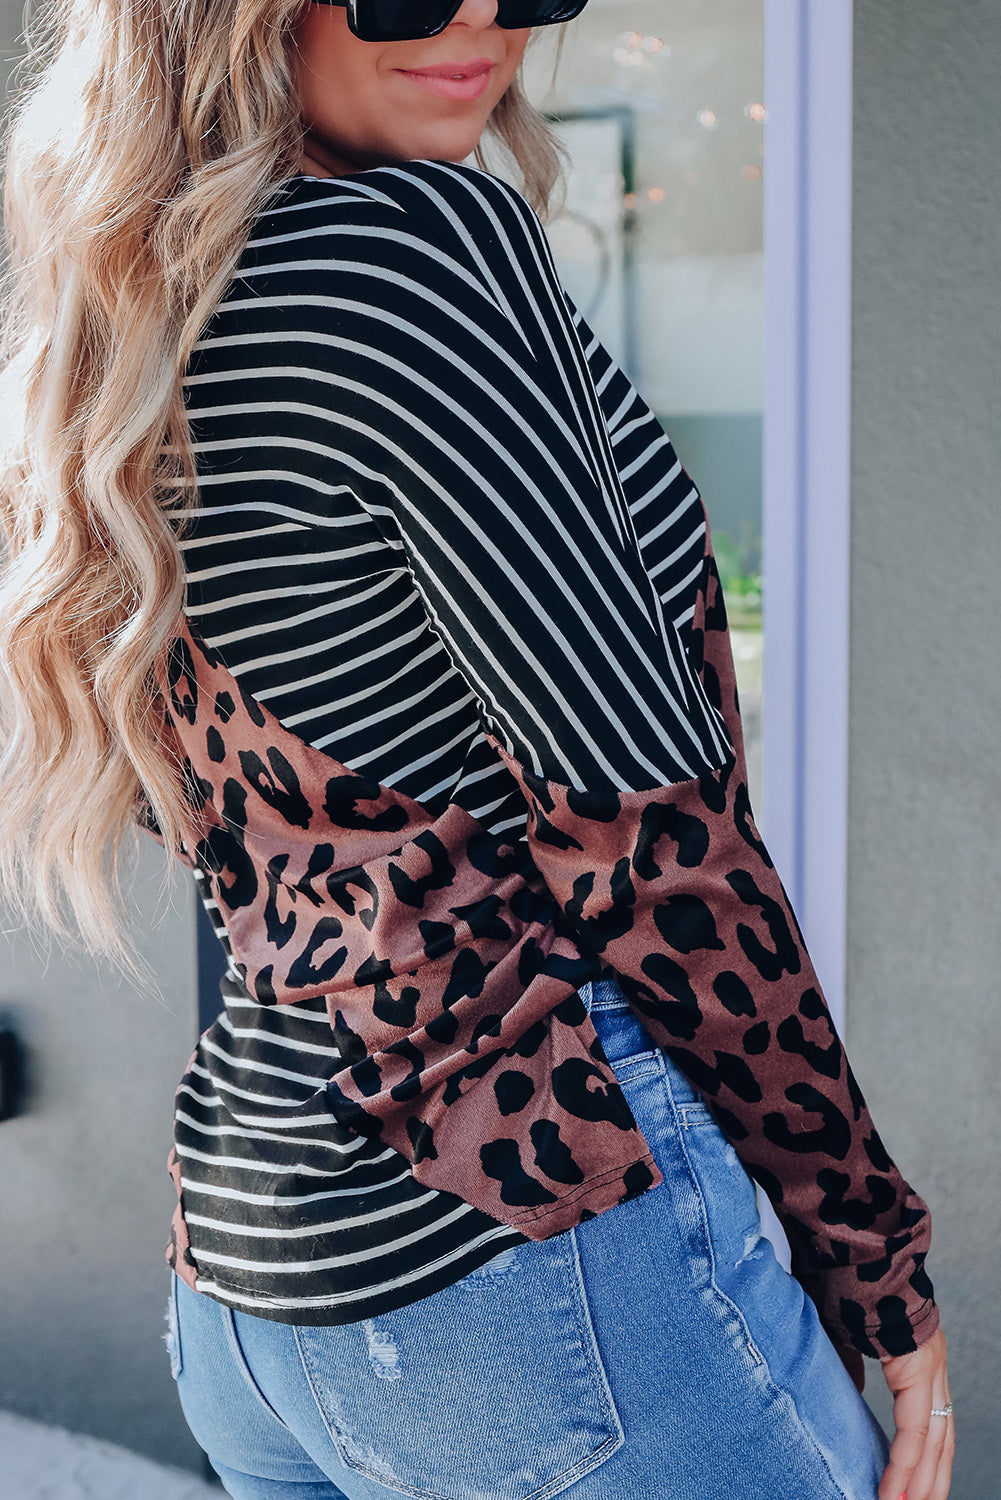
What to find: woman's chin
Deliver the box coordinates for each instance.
[397,118,489,166]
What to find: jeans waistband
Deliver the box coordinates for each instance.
[581,977,706,1104]
[581,976,632,1013]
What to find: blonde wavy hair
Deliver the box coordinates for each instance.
[0,0,570,993]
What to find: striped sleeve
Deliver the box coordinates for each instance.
[563,290,754,790]
[564,290,712,635]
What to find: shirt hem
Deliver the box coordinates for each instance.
[172,1225,530,1327]
[500,1152,662,1238]
[869,1295,941,1354]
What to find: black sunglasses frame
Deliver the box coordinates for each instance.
[310,0,590,44]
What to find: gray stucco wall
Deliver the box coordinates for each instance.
[0,850,206,1473]
[848,5,1001,1493]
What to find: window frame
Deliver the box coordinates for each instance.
[759,0,854,1266]
[762,0,853,1039]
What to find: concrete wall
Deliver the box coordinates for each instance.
[0,848,205,1473]
[848,5,1001,1493]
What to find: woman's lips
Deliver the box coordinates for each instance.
[396,63,494,102]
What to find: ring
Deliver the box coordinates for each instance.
[930,1403,953,1417]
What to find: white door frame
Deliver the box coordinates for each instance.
[758,0,854,1266]
[762,0,854,1039]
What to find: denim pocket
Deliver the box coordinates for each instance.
[672,1093,765,1273]
[605,1028,764,1280]
[293,1232,623,1500]
[163,1271,182,1381]
[584,997,660,1071]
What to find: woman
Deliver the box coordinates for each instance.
[0,0,953,1496]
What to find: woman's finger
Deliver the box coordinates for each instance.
[878,1378,934,1500]
[928,1408,957,1500]
[900,1393,952,1500]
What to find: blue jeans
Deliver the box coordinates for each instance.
[164,977,891,1499]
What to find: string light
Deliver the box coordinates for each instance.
[647,186,666,202]
[696,109,718,130]
[743,164,762,180]
[744,101,767,122]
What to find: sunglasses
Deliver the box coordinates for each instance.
[310,0,590,44]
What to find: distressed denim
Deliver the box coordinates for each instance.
[164,976,891,1500]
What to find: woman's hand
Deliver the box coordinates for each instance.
[876,1323,954,1500]
[833,1323,954,1499]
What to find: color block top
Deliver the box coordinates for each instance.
[139,158,939,1358]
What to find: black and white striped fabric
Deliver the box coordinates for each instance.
[168,158,728,1322]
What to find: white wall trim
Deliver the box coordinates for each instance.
[762,0,854,1039]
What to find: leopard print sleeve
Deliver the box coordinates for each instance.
[484,553,940,1360]
[492,291,940,1359]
